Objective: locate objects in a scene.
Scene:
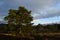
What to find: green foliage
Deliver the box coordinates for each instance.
[4,6,33,35]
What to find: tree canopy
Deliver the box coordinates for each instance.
[4,6,33,36]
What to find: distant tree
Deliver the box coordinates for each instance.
[57,24,60,32]
[46,24,58,32]
[4,6,33,36]
[36,24,44,33]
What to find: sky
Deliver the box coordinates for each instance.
[0,0,60,25]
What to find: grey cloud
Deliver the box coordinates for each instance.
[0,0,60,20]
[34,7,60,19]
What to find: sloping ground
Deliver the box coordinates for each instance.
[37,33,60,36]
[0,35,18,40]
[0,33,34,40]
[0,33,60,40]
[0,34,34,40]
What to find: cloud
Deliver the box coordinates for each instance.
[34,7,60,19]
[32,16,60,25]
[0,0,60,20]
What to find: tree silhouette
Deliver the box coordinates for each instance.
[4,6,33,36]
[36,24,44,33]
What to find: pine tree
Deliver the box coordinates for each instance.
[4,6,33,36]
